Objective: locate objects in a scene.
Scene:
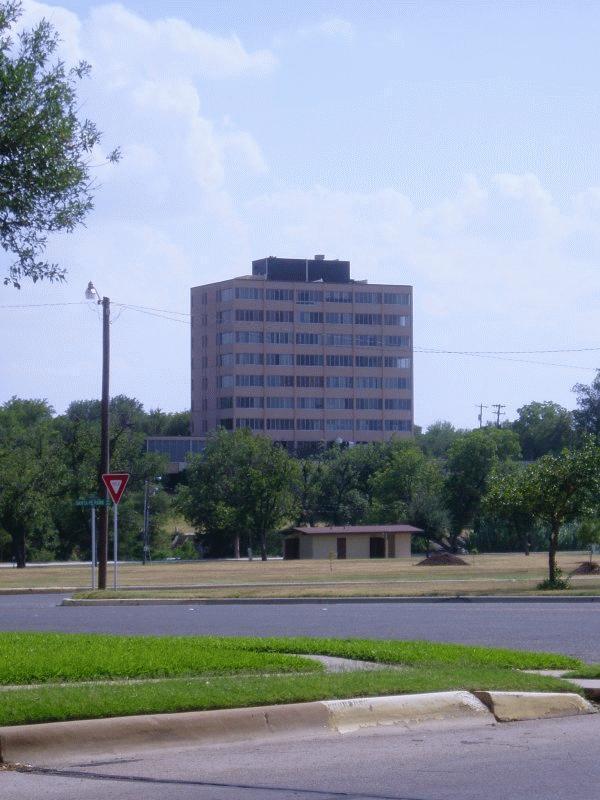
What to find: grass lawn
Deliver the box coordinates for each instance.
[2,552,599,597]
[565,665,600,678]
[0,632,586,727]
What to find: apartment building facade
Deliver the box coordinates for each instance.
[190,256,413,450]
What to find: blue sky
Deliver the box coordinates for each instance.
[1,1,599,428]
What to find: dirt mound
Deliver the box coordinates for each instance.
[416,553,469,566]
[570,561,600,575]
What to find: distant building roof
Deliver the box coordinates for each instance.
[289,525,423,536]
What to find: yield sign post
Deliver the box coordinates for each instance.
[102,473,130,589]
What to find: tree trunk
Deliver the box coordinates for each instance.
[260,531,267,561]
[548,521,560,583]
[14,528,26,568]
[234,534,240,560]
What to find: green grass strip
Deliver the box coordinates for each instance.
[565,664,600,678]
[0,632,321,685]
[0,668,581,728]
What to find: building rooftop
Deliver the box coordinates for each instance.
[290,525,423,536]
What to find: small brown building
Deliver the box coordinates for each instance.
[283,524,422,560]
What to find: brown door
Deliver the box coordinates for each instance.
[284,537,300,560]
[369,537,385,558]
[387,534,395,558]
[336,537,347,559]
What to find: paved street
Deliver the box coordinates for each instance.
[0,593,599,660]
[2,714,599,800]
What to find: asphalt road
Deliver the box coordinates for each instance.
[3,715,599,800]
[1,594,599,660]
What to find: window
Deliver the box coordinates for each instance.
[266,288,294,301]
[356,398,383,410]
[217,331,234,345]
[235,309,263,322]
[266,353,294,366]
[354,291,382,304]
[325,397,354,409]
[267,375,294,387]
[383,292,410,305]
[298,397,324,409]
[236,352,263,365]
[267,331,291,344]
[267,419,295,430]
[325,312,353,324]
[219,418,233,430]
[325,290,352,303]
[384,357,411,369]
[297,419,324,430]
[218,353,233,367]
[236,396,264,408]
[266,397,294,409]
[356,376,382,389]
[326,354,353,367]
[296,333,323,345]
[356,419,383,431]
[326,419,353,431]
[266,310,294,323]
[384,335,410,347]
[218,397,233,409]
[384,314,409,326]
[216,287,234,302]
[216,309,232,324]
[299,311,323,324]
[384,377,410,389]
[235,287,263,300]
[325,333,352,347]
[236,331,264,344]
[236,418,264,430]
[355,334,382,347]
[296,375,324,388]
[385,420,412,431]
[218,375,234,388]
[385,398,412,410]
[236,374,264,387]
[326,376,354,388]
[297,290,323,305]
[296,353,324,366]
[355,355,382,368]
[354,313,382,325]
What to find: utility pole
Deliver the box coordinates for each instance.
[476,403,487,428]
[491,403,506,428]
[86,282,110,590]
[142,478,150,565]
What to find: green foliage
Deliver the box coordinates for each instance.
[417,420,462,459]
[512,401,573,460]
[0,1,119,287]
[572,370,600,442]
[178,429,298,560]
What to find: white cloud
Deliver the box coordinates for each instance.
[307,17,356,42]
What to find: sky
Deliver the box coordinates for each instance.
[1,0,599,429]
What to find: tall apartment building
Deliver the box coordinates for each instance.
[190,256,413,451]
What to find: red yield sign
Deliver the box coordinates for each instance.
[102,473,130,505]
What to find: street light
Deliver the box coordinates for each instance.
[85,281,110,590]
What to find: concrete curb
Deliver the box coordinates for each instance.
[0,691,594,767]
[60,595,600,606]
[473,691,596,722]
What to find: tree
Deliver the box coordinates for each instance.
[0,398,68,566]
[572,370,600,442]
[485,440,600,585]
[0,2,119,287]
[178,429,297,560]
[511,401,573,460]
[444,428,521,551]
[418,421,461,459]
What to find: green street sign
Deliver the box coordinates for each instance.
[75,498,111,507]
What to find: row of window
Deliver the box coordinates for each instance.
[218,418,412,431]
[215,287,411,305]
[218,331,410,346]
[217,374,412,389]
[217,355,411,371]
[219,397,411,410]
[221,310,410,326]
